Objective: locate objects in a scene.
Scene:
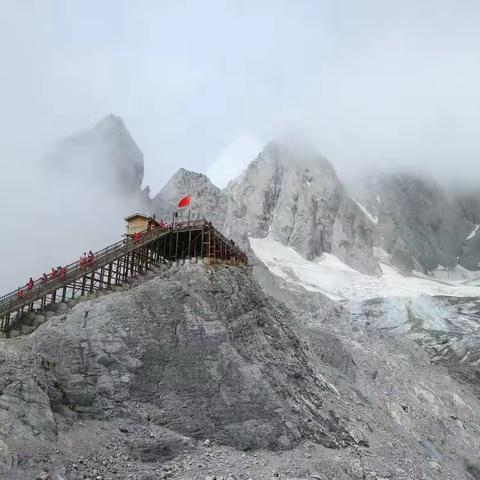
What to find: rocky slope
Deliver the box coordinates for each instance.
[353,294,480,399]
[1,264,480,479]
[352,173,480,273]
[0,264,353,479]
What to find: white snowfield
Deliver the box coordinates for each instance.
[250,236,480,302]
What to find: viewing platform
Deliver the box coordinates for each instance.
[0,219,248,334]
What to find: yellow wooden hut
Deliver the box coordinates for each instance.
[124,213,159,236]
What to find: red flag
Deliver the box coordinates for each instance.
[178,195,191,208]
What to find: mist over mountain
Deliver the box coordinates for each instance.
[2,113,478,293]
[0,116,149,293]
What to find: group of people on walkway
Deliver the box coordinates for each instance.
[15,250,96,301]
[132,219,170,244]
[79,251,95,269]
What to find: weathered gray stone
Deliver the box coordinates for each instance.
[28,264,355,451]
[352,173,480,273]
[57,303,68,313]
[221,141,380,275]
[20,325,35,335]
[152,143,381,275]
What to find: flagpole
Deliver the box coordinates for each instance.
[187,207,192,259]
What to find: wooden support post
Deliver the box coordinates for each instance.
[107,263,113,287]
[130,251,135,275]
[188,227,192,259]
[115,259,120,285]
[62,286,67,302]
[124,253,130,280]
[175,231,179,261]
[187,211,192,259]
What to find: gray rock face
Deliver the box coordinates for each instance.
[152,168,227,227]
[331,196,380,275]
[48,114,146,196]
[253,258,480,480]
[222,141,380,275]
[1,263,480,478]
[352,173,480,272]
[151,142,380,274]
[19,266,357,451]
[354,294,480,398]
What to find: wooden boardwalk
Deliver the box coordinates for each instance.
[0,219,247,334]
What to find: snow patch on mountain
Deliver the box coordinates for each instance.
[466,224,480,242]
[430,264,480,282]
[250,235,479,302]
[354,199,378,225]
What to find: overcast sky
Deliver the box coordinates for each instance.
[2,0,480,192]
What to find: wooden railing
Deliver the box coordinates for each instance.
[0,219,242,318]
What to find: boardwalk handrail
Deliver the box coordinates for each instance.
[0,218,215,315]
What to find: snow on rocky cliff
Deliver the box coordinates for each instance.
[250,235,479,302]
[222,141,381,275]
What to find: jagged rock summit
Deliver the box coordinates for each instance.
[153,141,381,275]
[151,168,227,227]
[223,141,381,275]
[352,173,480,273]
[48,114,145,195]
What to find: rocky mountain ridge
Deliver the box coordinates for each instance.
[151,143,480,277]
[351,173,480,273]
[48,114,480,277]
[152,141,381,276]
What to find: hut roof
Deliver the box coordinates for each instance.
[124,213,160,225]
